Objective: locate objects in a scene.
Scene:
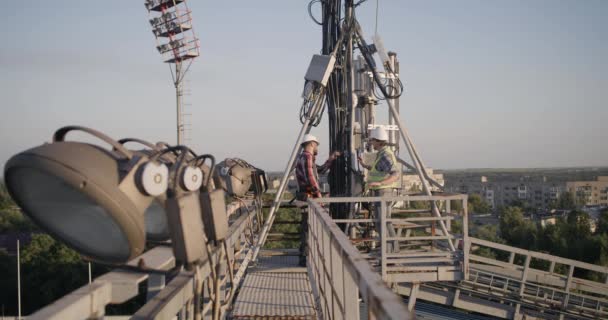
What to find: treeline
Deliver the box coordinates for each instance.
[500,206,608,264]
[473,204,608,280]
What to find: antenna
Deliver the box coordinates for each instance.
[145,0,200,145]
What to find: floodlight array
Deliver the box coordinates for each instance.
[145,0,199,63]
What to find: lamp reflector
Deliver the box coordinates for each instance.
[144,200,170,241]
[7,167,131,262]
[4,141,148,264]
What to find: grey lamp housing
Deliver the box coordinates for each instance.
[3,126,166,264]
[151,146,209,268]
[213,158,260,197]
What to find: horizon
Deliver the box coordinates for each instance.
[265,165,608,174]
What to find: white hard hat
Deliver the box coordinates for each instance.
[301,134,319,145]
[369,127,389,141]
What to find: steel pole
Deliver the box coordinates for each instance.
[175,62,183,145]
[388,54,396,147]
[346,0,357,208]
[251,93,324,262]
[17,239,21,320]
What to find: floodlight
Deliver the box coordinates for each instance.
[213,158,267,197]
[145,0,200,144]
[214,159,252,197]
[4,126,233,269]
[118,138,173,242]
[147,146,209,267]
[3,126,169,264]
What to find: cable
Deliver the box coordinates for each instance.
[354,0,369,7]
[354,22,404,100]
[299,82,326,127]
[308,0,323,25]
[190,154,216,190]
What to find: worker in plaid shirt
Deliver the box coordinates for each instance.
[295,134,340,266]
[295,134,340,200]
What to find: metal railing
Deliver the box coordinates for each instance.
[466,237,608,319]
[306,200,412,320]
[314,194,469,284]
[26,200,261,320]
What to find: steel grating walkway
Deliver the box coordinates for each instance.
[229,252,317,319]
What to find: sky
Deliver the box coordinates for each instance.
[0,0,606,171]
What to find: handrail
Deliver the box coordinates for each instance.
[315,194,467,203]
[312,195,468,283]
[469,237,608,275]
[27,200,260,320]
[307,200,412,319]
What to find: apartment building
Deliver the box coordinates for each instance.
[402,168,445,192]
[445,175,564,210]
[566,176,608,206]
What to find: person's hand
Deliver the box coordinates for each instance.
[329,151,341,161]
[357,156,369,169]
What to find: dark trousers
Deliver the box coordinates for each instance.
[372,188,399,253]
[295,192,312,267]
[299,207,308,266]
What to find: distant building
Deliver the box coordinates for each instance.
[401,168,444,192]
[270,179,281,190]
[566,176,608,206]
[445,175,564,210]
[534,209,568,228]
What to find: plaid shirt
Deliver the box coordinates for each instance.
[295,150,332,198]
[374,147,398,175]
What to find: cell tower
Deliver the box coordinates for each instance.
[145,0,200,144]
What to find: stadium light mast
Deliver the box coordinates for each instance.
[145,0,200,145]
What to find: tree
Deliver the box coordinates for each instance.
[475,224,503,243]
[553,191,581,210]
[558,210,598,264]
[596,208,608,235]
[0,251,18,315]
[566,210,593,238]
[0,183,14,209]
[596,233,608,266]
[499,206,537,249]
[449,199,463,213]
[537,222,567,256]
[471,224,505,259]
[468,194,491,214]
[0,209,37,233]
[19,234,89,314]
[407,185,430,210]
[0,183,37,232]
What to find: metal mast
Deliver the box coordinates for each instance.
[256,0,456,260]
[146,0,200,145]
[321,0,358,221]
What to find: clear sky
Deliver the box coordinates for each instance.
[0,1,606,171]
